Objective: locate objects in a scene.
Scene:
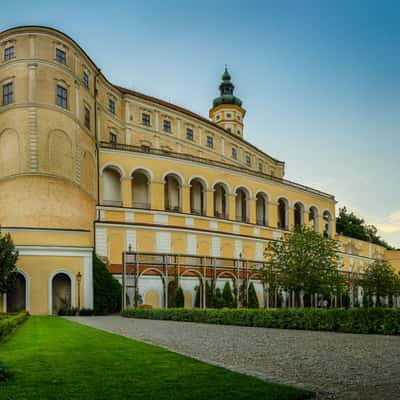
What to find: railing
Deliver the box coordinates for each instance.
[101,141,335,200]
[190,207,206,216]
[132,202,150,209]
[256,218,266,226]
[235,215,250,224]
[165,204,182,213]
[103,199,123,207]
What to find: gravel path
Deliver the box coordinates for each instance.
[66,316,400,400]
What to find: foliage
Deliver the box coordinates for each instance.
[175,286,184,308]
[57,307,78,316]
[262,226,344,300]
[205,281,214,308]
[361,260,400,306]
[336,207,395,250]
[214,288,224,308]
[222,281,234,308]
[0,312,27,341]
[122,307,400,335]
[93,253,121,315]
[168,280,178,307]
[194,285,201,307]
[78,308,94,316]
[0,233,19,294]
[0,317,312,400]
[248,282,259,308]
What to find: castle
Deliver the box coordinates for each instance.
[1,26,398,314]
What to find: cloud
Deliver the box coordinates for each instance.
[377,211,400,234]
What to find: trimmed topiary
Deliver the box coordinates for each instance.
[175,287,184,308]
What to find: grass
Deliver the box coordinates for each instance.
[0,317,312,400]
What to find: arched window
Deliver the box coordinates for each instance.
[294,202,304,228]
[103,166,122,206]
[277,198,289,230]
[190,178,206,216]
[164,174,181,212]
[235,187,249,223]
[256,193,268,226]
[132,170,150,209]
[52,273,72,315]
[214,183,228,219]
[7,272,26,312]
[309,206,318,232]
[323,210,333,237]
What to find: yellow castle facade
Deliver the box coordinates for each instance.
[0,26,399,314]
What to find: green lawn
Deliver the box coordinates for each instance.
[0,317,312,400]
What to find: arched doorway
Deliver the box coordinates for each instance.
[52,273,72,314]
[7,273,26,312]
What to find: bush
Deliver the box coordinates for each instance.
[175,287,184,308]
[79,308,94,316]
[0,312,27,341]
[222,282,234,308]
[121,307,400,335]
[57,307,78,316]
[93,253,121,315]
[248,282,259,309]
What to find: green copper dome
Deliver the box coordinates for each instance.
[212,66,242,108]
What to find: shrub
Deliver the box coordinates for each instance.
[214,288,224,309]
[175,287,184,308]
[0,312,27,341]
[222,281,234,308]
[248,282,259,309]
[57,307,78,316]
[79,308,94,316]
[121,307,400,335]
[93,253,121,315]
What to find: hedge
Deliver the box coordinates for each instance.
[0,312,28,341]
[121,308,400,335]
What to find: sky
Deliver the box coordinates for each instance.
[2,0,399,247]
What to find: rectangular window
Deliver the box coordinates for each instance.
[142,113,151,126]
[231,147,237,159]
[2,82,13,105]
[186,128,194,141]
[109,132,117,144]
[246,154,251,167]
[84,106,90,129]
[55,48,66,64]
[163,119,171,132]
[4,46,15,61]
[108,99,115,114]
[56,85,68,108]
[83,72,89,88]
[206,135,213,148]
[258,162,263,172]
[141,144,150,153]
[226,113,232,118]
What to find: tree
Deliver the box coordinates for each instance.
[194,285,201,307]
[248,282,259,308]
[175,286,184,308]
[222,281,234,308]
[93,253,121,314]
[205,281,214,308]
[168,279,178,307]
[262,225,344,305]
[0,233,18,294]
[214,288,224,308]
[336,207,395,250]
[361,260,398,306]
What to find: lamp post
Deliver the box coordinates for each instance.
[76,272,82,316]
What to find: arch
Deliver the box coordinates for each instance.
[322,209,333,237]
[235,186,250,223]
[277,197,289,230]
[233,184,252,198]
[80,150,96,197]
[48,129,73,180]
[6,269,29,312]
[103,166,122,206]
[294,201,305,227]
[131,169,150,209]
[48,270,75,315]
[212,180,231,195]
[188,175,209,190]
[100,162,126,178]
[189,177,207,216]
[180,269,205,308]
[213,182,229,219]
[255,191,269,226]
[144,289,161,308]
[161,170,185,185]
[164,173,182,212]
[216,270,238,282]
[309,205,319,232]
[129,166,153,181]
[0,128,20,177]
